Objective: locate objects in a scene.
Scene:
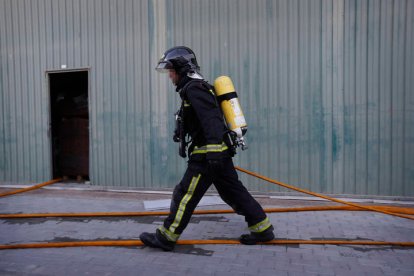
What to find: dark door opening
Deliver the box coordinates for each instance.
[49,71,89,181]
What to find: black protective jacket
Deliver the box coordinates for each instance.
[176,76,230,161]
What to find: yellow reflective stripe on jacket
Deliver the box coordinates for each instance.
[191,143,228,155]
[158,226,180,242]
[248,217,272,233]
[184,100,191,107]
[169,174,201,233]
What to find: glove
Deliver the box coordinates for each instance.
[173,132,180,142]
[207,159,224,177]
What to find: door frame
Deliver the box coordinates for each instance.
[46,68,91,180]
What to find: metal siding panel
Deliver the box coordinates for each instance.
[332,0,345,194]
[321,0,334,194]
[86,0,96,185]
[299,0,310,190]
[245,0,259,190]
[19,0,28,180]
[50,0,58,66]
[260,0,272,193]
[0,1,7,181]
[122,0,132,187]
[117,0,127,187]
[30,0,40,180]
[85,0,93,184]
[84,0,156,188]
[25,0,35,180]
[391,0,406,196]
[405,0,414,196]
[268,0,281,193]
[93,0,106,186]
[10,0,20,182]
[73,0,82,66]
[111,0,120,187]
[343,0,356,194]
[27,0,36,180]
[33,0,44,181]
[66,0,73,66]
[288,0,300,189]
[309,0,323,193]
[151,0,157,188]
[142,0,153,188]
[367,0,381,195]
[263,0,274,192]
[37,0,48,181]
[125,0,134,187]
[58,0,67,67]
[119,0,127,187]
[101,0,112,186]
[355,0,369,195]
[277,0,291,191]
[5,0,14,180]
[27,0,38,180]
[43,0,54,180]
[149,0,167,188]
[132,0,142,187]
[238,0,257,190]
[17,0,27,180]
[378,0,393,196]
[100,0,110,186]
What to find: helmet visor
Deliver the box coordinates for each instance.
[155,60,174,73]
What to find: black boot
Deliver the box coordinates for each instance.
[139,229,175,251]
[240,226,275,245]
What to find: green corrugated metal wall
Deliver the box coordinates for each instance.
[0,0,413,196]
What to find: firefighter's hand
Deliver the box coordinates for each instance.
[173,133,180,142]
[207,159,224,175]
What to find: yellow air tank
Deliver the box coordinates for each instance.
[213,76,248,150]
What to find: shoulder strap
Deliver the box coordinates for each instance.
[180,79,205,98]
[178,80,190,99]
[200,81,219,107]
[180,79,219,107]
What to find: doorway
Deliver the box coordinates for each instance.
[49,70,89,181]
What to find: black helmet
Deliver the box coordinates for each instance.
[155,46,200,75]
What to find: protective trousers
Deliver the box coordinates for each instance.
[158,158,272,242]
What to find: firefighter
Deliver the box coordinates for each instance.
[139,46,274,251]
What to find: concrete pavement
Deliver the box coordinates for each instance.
[1,186,414,275]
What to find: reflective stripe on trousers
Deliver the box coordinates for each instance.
[158,174,201,242]
[248,217,272,233]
